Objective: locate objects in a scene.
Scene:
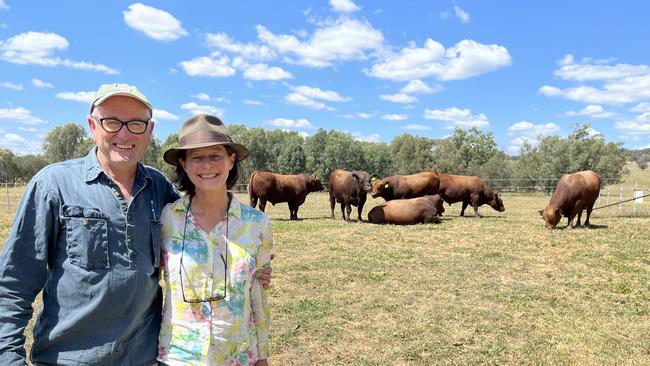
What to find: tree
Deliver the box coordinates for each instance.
[431,128,500,175]
[0,148,18,182]
[43,123,88,162]
[14,154,49,182]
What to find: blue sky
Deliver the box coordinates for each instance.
[1,0,649,156]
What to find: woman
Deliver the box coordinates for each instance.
[158,114,272,366]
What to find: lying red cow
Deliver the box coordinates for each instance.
[367,195,444,225]
[370,171,440,201]
[248,171,324,220]
[437,173,505,217]
[540,170,601,229]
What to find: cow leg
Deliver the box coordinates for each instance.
[345,203,352,222]
[329,194,336,219]
[259,200,267,212]
[567,214,575,229]
[339,203,347,221]
[585,206,594,227]
[357,204,364,222]
[472,202,481,218]
[288,202,298,220]
[250,195,258,209]
[460,202,468,216]
[575,210,583,228]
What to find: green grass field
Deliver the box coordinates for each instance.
[1,164,649,365]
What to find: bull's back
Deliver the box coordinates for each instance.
[576,170,601,206]
[438,174,478,202]
[383,196,436,224]
[329,170,351,199]
[250,171,279,200]
[395,171,439,197]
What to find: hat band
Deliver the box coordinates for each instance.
[179,131,232,147]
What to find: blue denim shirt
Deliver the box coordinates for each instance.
[0,148,179,365]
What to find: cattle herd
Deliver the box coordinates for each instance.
[246,169,603,229]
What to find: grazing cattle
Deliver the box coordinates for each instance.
[248,171,324,220]
[370,172,440,201]
[540,170,601,229]
[368,195,445,225]
[437,173,505,217]
[329,169,376,222]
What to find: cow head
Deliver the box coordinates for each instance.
[308,174,324,192]
[370,179,391,198]
[488,193,505,212]
[353,171,375,193]
[542,207,562,229]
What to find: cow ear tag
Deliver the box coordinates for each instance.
[370,176,376,183]
[384,183,389,188]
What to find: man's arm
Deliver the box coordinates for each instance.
[0,179,56,363]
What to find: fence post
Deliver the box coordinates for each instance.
[607,186,610,206]
[5,181,9,212]
[633,182,637,215]
[619,185,623,212]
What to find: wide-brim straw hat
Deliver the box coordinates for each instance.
[163,114,249,165]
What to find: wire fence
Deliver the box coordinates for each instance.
[3,180,649,216]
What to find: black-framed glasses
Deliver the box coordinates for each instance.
[179,196,229,303]
[90,115,150,134]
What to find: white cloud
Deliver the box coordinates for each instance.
[180,102,225,117]
[506,120,561,152]
[540,74,650,105]
[256,18,383,67]
[423,107,490,128]
[123,3,187,41]
[32,78,53,88]
[400,79,442,94]
[56,91,94,103]
[0,133,43,155]
[338,112,373,119]
[555,54,650,81]
[179,56,236,77]
[0,81,23,90]
[404,124,431,131]
[381,113,408,121]
[153,109,180,121]
[454,6,470,23]
[366,39,511,81]
[18,126,41,132]
[380,93,418,104]
[293,85,351,102]
[565,104,614,118]
[243,99,263,106]
[268,117,316,129]
[330,0,361,13]
[0,1,9,10]
[0,31,117,74]
[285,93,327,110]
[631,102,650,113]
[614,119,650,138]
[351,132,381,143]
[195,93,212,101]
[0,107,45,124]
[243,63,292,80]
[206,32,275,61]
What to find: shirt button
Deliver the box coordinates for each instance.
[113,190,119,196]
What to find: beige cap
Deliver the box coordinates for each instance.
[89,83,152,114]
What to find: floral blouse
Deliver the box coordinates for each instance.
[158,195,272,365]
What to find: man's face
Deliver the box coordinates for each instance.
[88,96,153,174]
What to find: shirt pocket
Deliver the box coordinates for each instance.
[150,219,162,269]
[62,205,110,269]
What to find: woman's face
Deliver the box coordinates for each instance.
[180,145,236,193]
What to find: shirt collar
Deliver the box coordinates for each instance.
[175,192,242,219]
[83,146,152,184]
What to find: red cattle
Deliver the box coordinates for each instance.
[248,171,324,220]
[540,170,601,229]
[437,173,505,217]
[328,169,376,222]
[367,195,444,225]
[370,172,440,201]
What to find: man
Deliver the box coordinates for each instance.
[0,84,271,365]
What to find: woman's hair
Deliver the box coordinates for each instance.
[172,145,240,195]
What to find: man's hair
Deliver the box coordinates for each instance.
[172,146,240,195]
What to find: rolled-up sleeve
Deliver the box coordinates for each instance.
[252,216,273,359]
[0,179,57,363]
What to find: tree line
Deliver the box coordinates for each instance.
[0,122,630,191]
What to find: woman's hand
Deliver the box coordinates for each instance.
[257,267,272,289]
[256,359,269,366]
